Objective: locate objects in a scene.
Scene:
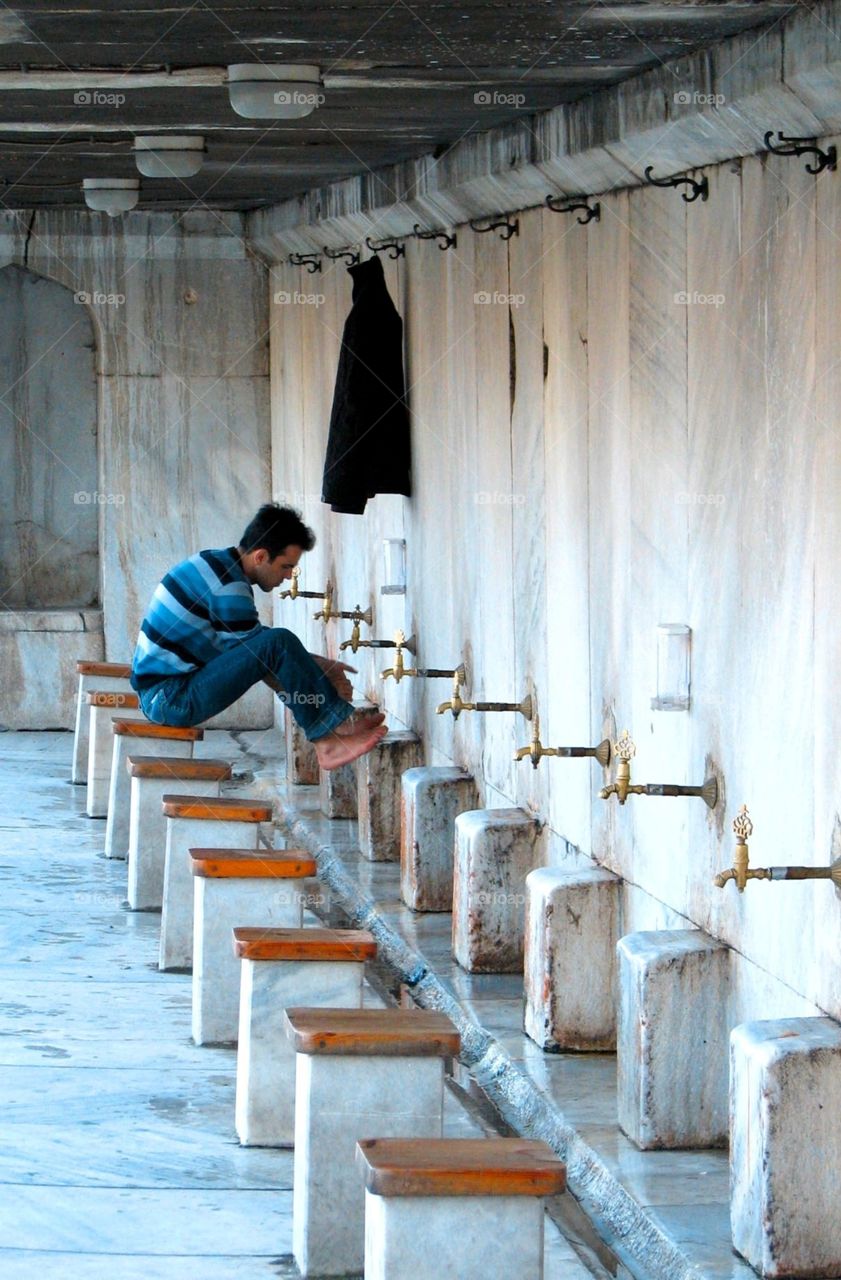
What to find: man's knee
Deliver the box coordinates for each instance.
[259,626,307,659]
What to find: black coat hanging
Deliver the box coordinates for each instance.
[321,255,411,515]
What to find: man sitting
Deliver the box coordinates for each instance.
[130,503,386,770]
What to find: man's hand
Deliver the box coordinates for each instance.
[310,653,356,701]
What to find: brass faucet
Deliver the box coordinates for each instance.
[514,714,612,770]
[279,566,328,602]
[436,674,533,723]
[341,627,416,658]
[714,805,841,892]
[598,730,718,808]
[380,631,421,682]
[313,582,373,630]
[381,639,467,686]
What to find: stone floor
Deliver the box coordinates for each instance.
[0,729,592,1278]
[253,736,766,1280]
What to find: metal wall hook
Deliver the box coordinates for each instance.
[365,236,405,259]
[764,130,837,175]
[469,216,519,240]
[644,166,709,203]
[323,245,360,265]
[413,224,457,250]
[545,194,601,224]
[288,252,322,273]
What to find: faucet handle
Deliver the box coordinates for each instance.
[615,729,636,762]
[733,804,753,841]
[393,629,406,648]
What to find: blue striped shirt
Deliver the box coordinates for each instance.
[131,546,263,689]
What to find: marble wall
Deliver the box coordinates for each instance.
[0,210,273,729]
[266,140,840,1021]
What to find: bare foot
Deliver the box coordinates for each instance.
[314,723,387,771]
[333,710,386,737]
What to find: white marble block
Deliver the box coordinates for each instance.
[524,866,621,1051]
[104,728,195,860]
[85,694,145,817]
[127,761,230,911]
[731,1017,841,1279]
[159,797,271,971]
[452,808,540,973]
[234,928,375,1147]
[363,1190,543,1280]
[358,731,424,863]
[288,1009,457,1278]
[286,709,319,785]
[400,767,479,912]
[319,759,358,819]
[72,663,131,784]
[617,929,730,1149]
[190,852,314,1046]
[317,700,377,819]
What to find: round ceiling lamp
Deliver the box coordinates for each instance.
[227,63,322,120]
[134,135,206,178]
[82,177,140,217]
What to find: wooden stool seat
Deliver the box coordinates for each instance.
[190,848,316,878]
[76,660,132,677]
[356,1138,567,1198]
[114,719,202,741]
[86,690,140,709]
[233,926,376,962]
[127,756,231,781]
[161,795,271,822]
[285,1007,460,1057]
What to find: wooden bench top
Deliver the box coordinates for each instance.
[127,756,232,781]
[190,849,317,878]
[114,720,202,741]
[86,691,140,709]
[233,926,376,962]
[356,1138,567,1199]
[76,660,132,677]
[284,1008,460,1057]
[162,795,272,822]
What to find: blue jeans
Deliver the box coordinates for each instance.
[136,627,353,740]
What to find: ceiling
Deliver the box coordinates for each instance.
[0,2,796,212]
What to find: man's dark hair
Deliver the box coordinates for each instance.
[239,504,316,557]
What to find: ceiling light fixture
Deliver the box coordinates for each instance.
[134,135,205,178]
[227,63,322,120]
[82,177,139,216]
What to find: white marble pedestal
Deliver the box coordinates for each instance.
[127,758,231,910]
[617,929,730,1149]
[731,1017,841,1278]
[233,927,376,1147]
[85,692,145,817]
[286,710,319,785]
[358,731,423,862]
[72,661,131,784]
[105,723,200,860]
[159,795,272,971]
[356,1137,566,1280]
[190,850,315,1045]
[400,767,478,912]
[287,1008,459,1278]
[524,866,620,1051]
[452,808,540,973]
